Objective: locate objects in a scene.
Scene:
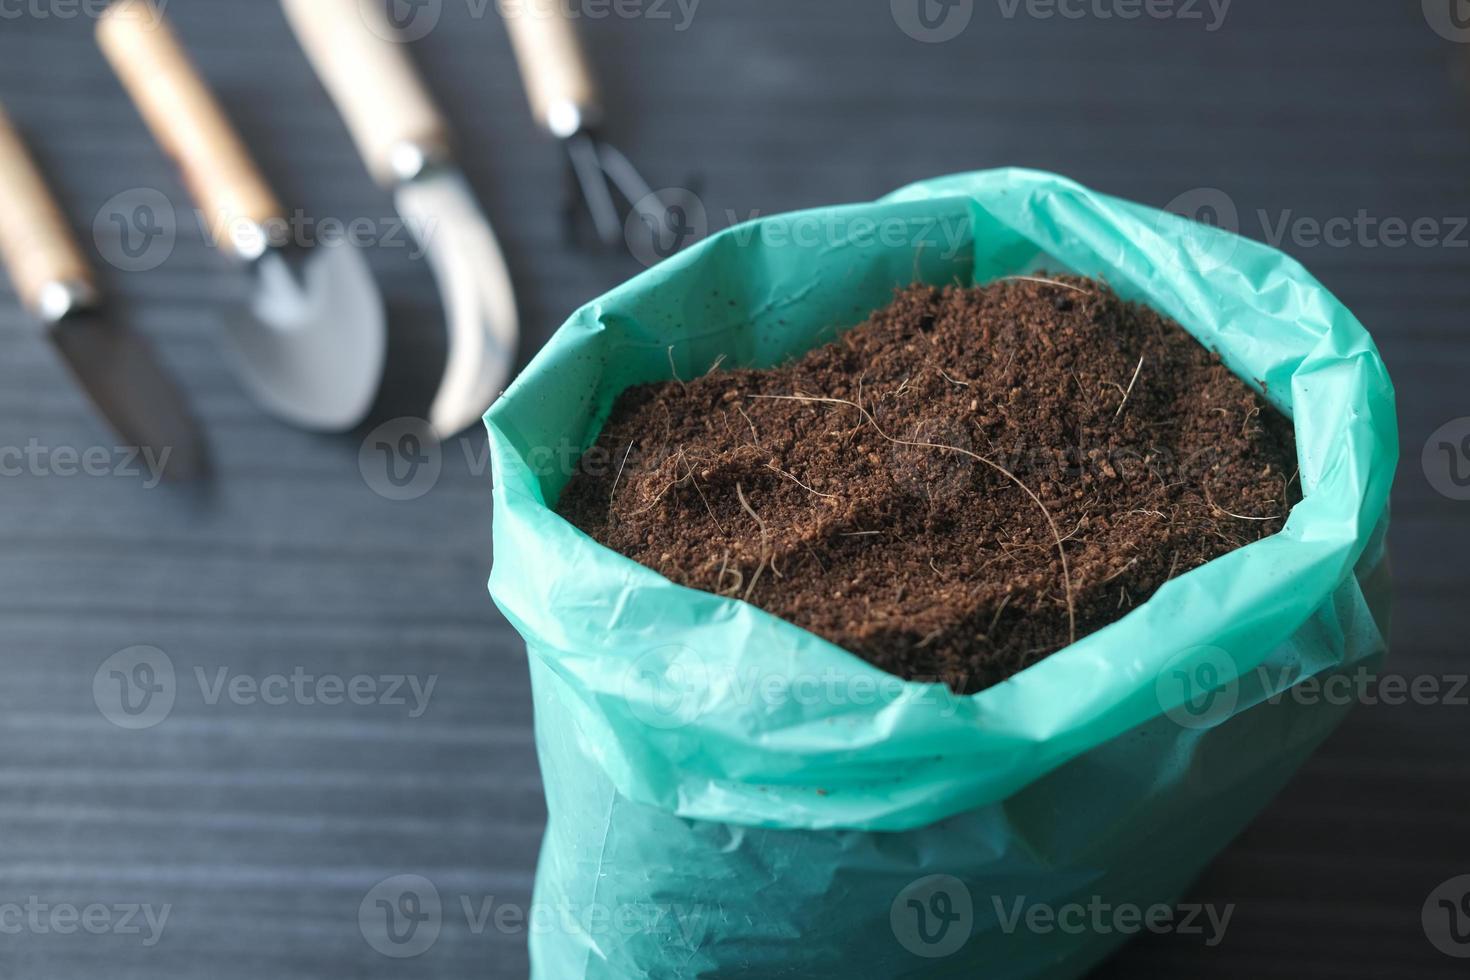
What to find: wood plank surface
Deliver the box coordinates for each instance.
[0,1,1466,976]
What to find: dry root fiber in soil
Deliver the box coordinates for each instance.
[559,276,1298,695]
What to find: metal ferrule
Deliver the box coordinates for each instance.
[388,138,453,186]
[36,278,98,324]
[546,97,596,141]
[230,220,273,264]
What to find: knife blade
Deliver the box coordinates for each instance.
[97,0,387,433]
[279,0,520,440]
[0,102,205,481]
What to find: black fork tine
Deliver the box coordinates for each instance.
[560,130,682,258]
[565,132,623,247]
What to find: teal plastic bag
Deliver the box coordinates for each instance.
[486,169,1396,977]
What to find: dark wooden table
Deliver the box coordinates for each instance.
[1,1,1466,976]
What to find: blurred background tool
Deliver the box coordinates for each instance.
[96,0,385,433]
[0,101,205,479]
[500,0,683,255]
[280,0,519,440]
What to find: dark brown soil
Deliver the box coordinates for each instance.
[558,276,1297,695]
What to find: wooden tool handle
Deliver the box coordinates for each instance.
[279,0,450,187]
[0,104,93,315]
[500,0,600,135]
[97,0,283,257]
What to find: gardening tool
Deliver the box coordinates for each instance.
[96,0,386,433]
[279,0,519,440]
[0,102,205,479]
[500,0,683,254]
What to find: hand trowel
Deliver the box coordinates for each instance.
[96,0,385,433]
[0,102,205,480]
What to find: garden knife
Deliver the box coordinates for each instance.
[280,0,520,439]
[97,0,386,433]
[0,102,205,480]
